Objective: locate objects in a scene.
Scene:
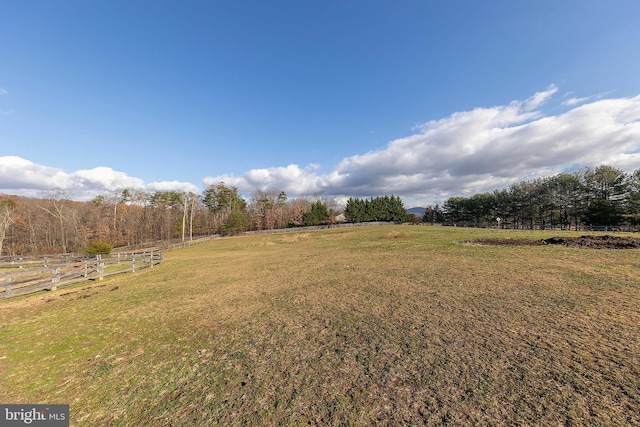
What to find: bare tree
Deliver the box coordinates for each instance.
[0,198,16,256]
[188,192,200,240]
[40,189,72,253]
[180,192,200,241]
[249,189,289,230]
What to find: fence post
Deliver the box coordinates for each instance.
[132,254,136,272]
[98,254,104,280]
[149,250,154,268]
[4,278,11,297]
[51,268,60,291]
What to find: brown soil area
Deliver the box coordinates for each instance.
[472,235,640,249]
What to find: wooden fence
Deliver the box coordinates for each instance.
[438,222,640,232]
[0,225,397,300]
[0,250,162,299]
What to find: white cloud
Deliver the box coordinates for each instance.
[562,96,590,107]
[73,167,145,192]
[204,88,640,205]
[0,88,7,96]
[4,87,640,206]
[0,156,196,200]
[561,90,612,107]
[146,181,200,194]
[0,156,73,191]
[203,164,323,196]
[523,84,558,111]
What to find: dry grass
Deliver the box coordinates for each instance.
[384,230,410,239]
[281,232,310,243]
[1,225,639,425]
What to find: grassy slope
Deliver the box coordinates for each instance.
[1,226,639,425]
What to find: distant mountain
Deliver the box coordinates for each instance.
[407,207,426,216]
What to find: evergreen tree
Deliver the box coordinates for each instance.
[343,195,408,223]
[423,204,445,224]
[303,201,329,226]
[625,169,640,224]
[221,209,248,235]
[203,182,246,213]
[344,197,365,223]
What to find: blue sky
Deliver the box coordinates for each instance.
[1,1,640,206]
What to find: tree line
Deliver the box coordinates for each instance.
[3,164,638,255]
[0,183,409,256]
[423,165,640,229]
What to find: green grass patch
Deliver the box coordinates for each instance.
[1,226,639,425]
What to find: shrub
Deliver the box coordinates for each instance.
[84,241,112,255]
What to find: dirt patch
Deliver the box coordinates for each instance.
[543,235,640,249]
[471,235,640,249]
[468,238,546,247]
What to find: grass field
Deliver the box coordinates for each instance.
[1,225,639,425]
